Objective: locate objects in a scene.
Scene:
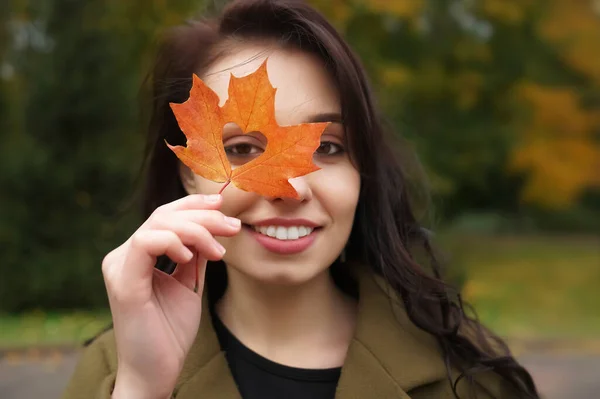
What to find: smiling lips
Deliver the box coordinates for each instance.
[252,225,314,240]
[246,218,320,254]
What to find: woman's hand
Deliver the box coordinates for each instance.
[102,194,240,399]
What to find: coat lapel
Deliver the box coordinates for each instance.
[176,354,241,399]
[335,263,447,398]
[172,291,241,399]
[335,339,410,398]
[174,263,448,398]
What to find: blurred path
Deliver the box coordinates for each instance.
[0,350,78,399]
[0,350,598,398]
[519,353,600,399]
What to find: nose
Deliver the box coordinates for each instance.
[267,176,313,203]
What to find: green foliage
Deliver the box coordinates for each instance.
[1,0,137,311]
[0,310,111,348]
[1,0,598,311]
[0,0,201,311]
[1,235,597,346]
[447,234,600,339]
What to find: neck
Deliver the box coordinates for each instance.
[215,266,357,368]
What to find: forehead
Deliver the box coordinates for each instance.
[201,44,340,126]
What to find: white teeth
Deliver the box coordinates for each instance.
[253,225,315,240]
[287,226,299,240]
[275,226,288,240]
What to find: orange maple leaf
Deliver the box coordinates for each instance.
[167,60,328,198]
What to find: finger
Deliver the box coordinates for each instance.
[195,255,208,296]
[171,252,208,294]
[116,221,225,287]
[102,243,126,273]
[119,230,193,285]
[157,221,226,261]
[171,254,197,291]
[148,210,241,237]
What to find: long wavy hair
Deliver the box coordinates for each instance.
[139,0,539,397]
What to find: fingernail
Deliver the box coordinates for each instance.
[214,241,226,255]
[205,194,221,203]
[225,216,241,228]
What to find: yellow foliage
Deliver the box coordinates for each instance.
[512,137,599,208]
[363,0,424,19]
[310,0,425,29]
[509,83,600,208]
[308,0,352,29]
[538,0,600,85]
[519,84,595,137]
[481,0,536,24]
[378,63,412,87]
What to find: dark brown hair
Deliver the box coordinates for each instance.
[141,0,539,397]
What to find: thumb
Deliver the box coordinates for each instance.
[171,251,208,295]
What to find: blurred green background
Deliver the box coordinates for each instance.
[1,0,599,349]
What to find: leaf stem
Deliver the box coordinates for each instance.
[218,180,231,195]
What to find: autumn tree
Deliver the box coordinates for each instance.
[2,0,598,310]
[311,0,600,215]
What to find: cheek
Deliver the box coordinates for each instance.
[193,176,222,196]
[312,164,360,222]
[193,176,256,217]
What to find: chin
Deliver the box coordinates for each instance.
[228,259,329,287]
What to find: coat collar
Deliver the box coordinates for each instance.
[173,263,448,398]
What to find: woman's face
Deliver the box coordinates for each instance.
[183,44,360,285]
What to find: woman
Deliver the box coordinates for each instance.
[62,0,539,398]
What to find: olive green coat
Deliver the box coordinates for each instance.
[62,264,518,399]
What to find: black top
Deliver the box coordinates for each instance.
[210,306,342,399]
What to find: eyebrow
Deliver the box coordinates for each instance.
[306,112,343,124]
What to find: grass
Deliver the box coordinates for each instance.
[442,234,600,340]
[0,235,598,349]
[0,310,111,350]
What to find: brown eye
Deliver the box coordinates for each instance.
[315,141,344,156]
[224,141,264,166]
[226,143,257,155]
